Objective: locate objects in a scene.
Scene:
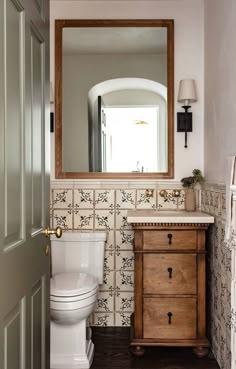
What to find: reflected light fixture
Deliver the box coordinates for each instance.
[134,120,148,125]
[177,79,197,148]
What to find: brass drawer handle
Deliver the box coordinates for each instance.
[167,233,172,245]
[167,312,173,324]
[167,267,173,279]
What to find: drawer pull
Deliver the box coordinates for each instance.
[167,312,173,324]
[167,267,173,279]
[167,233,172,245]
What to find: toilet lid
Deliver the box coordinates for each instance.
[50,272,98,297]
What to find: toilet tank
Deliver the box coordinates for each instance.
[51,231,106,284]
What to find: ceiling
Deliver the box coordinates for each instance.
[63,27,167,55]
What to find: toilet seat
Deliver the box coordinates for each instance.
[50,272,98,311]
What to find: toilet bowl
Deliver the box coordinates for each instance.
[50,232,106,369]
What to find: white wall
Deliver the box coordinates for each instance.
[50,0,204,180]
[204,0,236,184]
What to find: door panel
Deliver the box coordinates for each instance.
[31,25,45,233]
[4,299,25,369]
[0,0,50,366]
[4,0,24,250]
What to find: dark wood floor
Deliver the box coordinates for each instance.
[91,328,220,369]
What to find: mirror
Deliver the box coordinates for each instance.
[55,19,174,179]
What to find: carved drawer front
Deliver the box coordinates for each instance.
[143,230,196,250]
[143,297,197,339]
[143,254,197,295]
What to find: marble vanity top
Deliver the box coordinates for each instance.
[127,210,214,224]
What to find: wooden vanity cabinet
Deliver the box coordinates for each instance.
[130,223,211,357]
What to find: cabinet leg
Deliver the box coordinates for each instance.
[193,346,209,358]
[131,345,145,357]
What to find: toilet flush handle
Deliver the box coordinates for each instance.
[42,226,62,238]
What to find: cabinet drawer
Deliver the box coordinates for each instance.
[143,297,197,339]
[143,230,196,250]
[143,254,197,294]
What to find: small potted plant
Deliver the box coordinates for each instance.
[181,169,205,211]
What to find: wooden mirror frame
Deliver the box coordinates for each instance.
[55,19,174,179]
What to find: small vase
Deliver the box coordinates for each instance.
[185,188,196,211]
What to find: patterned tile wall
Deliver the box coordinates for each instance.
[50,182,234,369]
[201,184,231,369]
[50,185,185,327]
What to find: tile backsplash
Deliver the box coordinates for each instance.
[50,184,185,327]
[50,181,233,369]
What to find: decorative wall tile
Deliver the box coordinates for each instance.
[74,189,93,209]
[95,210,115,230]
[100,270,115,292]
[136,190,156,209]
[52,189,73,209]
[116,251,134,271]
[52,209,73,229]
[116,270,134,291]
[95,292,114,312]
[93,313,114,327]
[74,209,94,229]
[115,312,131,327]
[157,190,178,210]
[50,181,233,368]
[116,230,134,251]
[95,190,115,209]
[115,209,132,230]
[177,190,185,210]
[104,250,115,272]
[115,292,134,312]
[116,189,136,209]
[105,231,115,250]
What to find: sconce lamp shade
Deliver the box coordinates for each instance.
[178,79,197,105]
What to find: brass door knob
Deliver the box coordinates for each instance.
[42,226,62,238]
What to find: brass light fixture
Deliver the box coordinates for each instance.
[177,79,197,148]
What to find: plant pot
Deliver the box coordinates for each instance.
[185,188,196,211]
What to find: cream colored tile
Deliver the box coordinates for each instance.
[116,189,136,209]
[95,190,115,209]
[116,230,134,251]
[104,250,115,272]
[115,312,131,327]
[52,189,73,209]
[95,209,115,230]
[74,209,94,229]
[74,189,93,209]
[116,270,134,291]
[93,312,114,326]
[95,291,114,313]
[99,270,115,291]
[115,209,132,230]
[115,292,134,312]
[52,209,72,229]
[116,251,134,271]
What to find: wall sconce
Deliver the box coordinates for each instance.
[177,79,197,148]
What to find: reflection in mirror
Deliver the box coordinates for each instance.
[55,20,174,179]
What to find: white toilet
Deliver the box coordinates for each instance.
[50,231,106,369]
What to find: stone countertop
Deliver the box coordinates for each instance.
[127,210,214,224]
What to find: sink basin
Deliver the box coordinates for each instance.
[127,210,214,224]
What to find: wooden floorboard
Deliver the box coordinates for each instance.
[91,328,220,369]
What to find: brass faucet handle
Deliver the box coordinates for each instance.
[42,226,63,238]
[145,189,154,198]
[172,189,181,197]
[159,189,168,198]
